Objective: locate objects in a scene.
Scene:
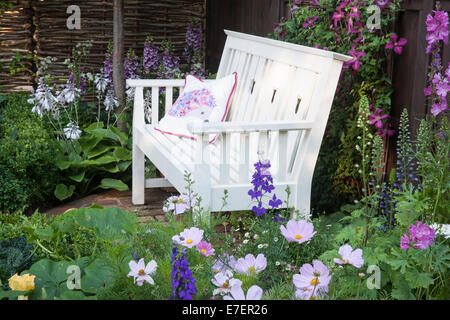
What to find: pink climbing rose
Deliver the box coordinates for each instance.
[333,244,364,268]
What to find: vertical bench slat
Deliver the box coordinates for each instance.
[220,133,231,184]
[165,86,173,114]
[239,133,250,183]
[151,86,159,125]
[278,130,288,181]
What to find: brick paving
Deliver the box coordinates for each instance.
[45,188,175,224]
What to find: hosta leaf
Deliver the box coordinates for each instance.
[68,170,85,183]
[54,184,76,201]
[99,178,129,191]
[118,160,131,172]
[113,147,132,161]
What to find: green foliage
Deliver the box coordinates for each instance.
[54,122,132,201]
[0,93,60,213]
[0,237,35,290]
[271,0,402,213]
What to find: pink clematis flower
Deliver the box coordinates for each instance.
[333,244,364,268]
[344,49,366,71]
[172,227,204,248]
[376,123,395,138]
[375,0,391,9]
[127,258,157,286]
[280,219,316,244]
[303,16,318,29]
[293,260,331,300]
[223,280,263,300]
[368,108,389,129]
[385,34,408,55]
[332,7,345,27]
[234,253,267,276]
[197,240,215,256]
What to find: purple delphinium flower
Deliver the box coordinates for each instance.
[401,221,436,250]
[269,194,282,209]
[184,22,202,62]
[385,34,408,55]
[169,247,197,300]
[248,159,277,217]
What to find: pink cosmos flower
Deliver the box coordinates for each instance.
[293,260,331,300]
[234,253,267,276]
[172,227,204,248]
[127,258,157,286]
[333,244,364,268]
[280,219,316,244]
[223,280,263,300]
[197,240,215,256]
[401,221,436,250]
[368,108,389,129]
[385,34,408,55]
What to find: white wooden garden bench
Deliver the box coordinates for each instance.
[127,30,351,218]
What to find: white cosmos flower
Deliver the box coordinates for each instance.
[211,270,235,296]
[234,253,267,276]
[127,258,157,286]
[63,121,82,140]
[430,223,450,239]
[172,227,204,248]
[223,280,263,300]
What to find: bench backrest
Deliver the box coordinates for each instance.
[216,30,350,178]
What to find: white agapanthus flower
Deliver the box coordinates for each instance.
[63,121,82,140]
[127,258,157,286]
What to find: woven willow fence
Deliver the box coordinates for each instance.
[0,0,206,93]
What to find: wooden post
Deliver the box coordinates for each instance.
[113,0,126,133]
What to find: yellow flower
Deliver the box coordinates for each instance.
[8,273,36,291]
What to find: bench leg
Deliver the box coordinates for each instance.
[132,144,145,205]
[294,184,312,221]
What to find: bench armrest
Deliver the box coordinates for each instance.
[187,121,314,134]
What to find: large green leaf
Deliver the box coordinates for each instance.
[54,184,76,201]
[76,155,117,167]
[113,147,132,161]
[99,178,129,191]
[80,258,115,294]
[68,170,86,183]
[86,144,114,159]
[0,289,28,300]
[118,160,132,172]
[78,133,105,153]
[109,126,129,146]
[25,258,90,300]
[71,207,138,239]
